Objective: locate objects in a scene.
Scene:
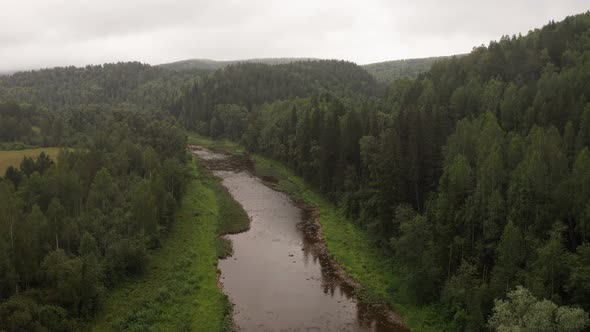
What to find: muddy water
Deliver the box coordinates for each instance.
[192,147,405,332]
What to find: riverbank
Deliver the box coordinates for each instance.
[90,159,248,331]
[188,133,453,331]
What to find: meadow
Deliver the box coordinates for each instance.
[0,147,61,175]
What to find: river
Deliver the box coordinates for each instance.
[192,147,406,332]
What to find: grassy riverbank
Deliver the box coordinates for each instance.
[209,169,251,258]
[188,133,452,331]
[91,159,249,331]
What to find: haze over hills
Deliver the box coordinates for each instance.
[0,58,321,76]
[0,55,448,84]
[157,57,321,71]
[158,56,449,82]
[0,70,17,76]
[363,55,466,82]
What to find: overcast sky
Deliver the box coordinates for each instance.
[0,0,588,71]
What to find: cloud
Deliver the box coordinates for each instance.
[0,0,588,71]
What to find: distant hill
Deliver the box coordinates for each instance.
[158,57,320,71]
[171,59,378,129]
[0,70,16,76]
[363,55,463,82]
[160,56,462,83]
[0,62,202,110]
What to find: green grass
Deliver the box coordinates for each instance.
[251,156,451,331]
[189,133,453,331]
[207,167,250,259]
[0,147,62,175]
[90,160,244,331]
[187,133,245,155]
[209,175,250,235]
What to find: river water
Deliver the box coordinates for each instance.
[192,147,405,332]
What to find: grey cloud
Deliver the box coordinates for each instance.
[0,0,588,71]
[389,0,588,39]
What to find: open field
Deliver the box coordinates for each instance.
[187,135,246,155]
[0,147,62,175]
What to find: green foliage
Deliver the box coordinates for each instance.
[43,249,104,316]
[0,103,36,144]
[91,164,232,331]
[488,286,589,332]
[528,224,573,302]
[442,260,486,331]
[171,60,377,132]
[0,62,200,111]
[363,55,461,82]
[174,12,590,330]
[86,168,118,213]
[129,179,159,246]
[210,104,249,140]
[0,109,189,330]
[0,295,77,331]
[159,57,319,71]
[491,221,525,295]
[567,244,590,310]
[209,175,250,235]
[2,10,590,331]
[393,215,442,304]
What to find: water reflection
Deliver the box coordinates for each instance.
[192,147,406,331]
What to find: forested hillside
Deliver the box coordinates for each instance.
[0,58,380,331]
[1,10,590,332]
[174,12,590,330]
[169,60,378,131]
[0,62,203,111]
[0,57,201,332]
[363,55,459,82]
[0,105,189,330]
[158,57,319,72]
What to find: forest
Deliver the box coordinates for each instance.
[0,65,192,329]
[0,62,207,112]
[0,109,188,330]
[172,12,590,331]
[1,10,590,332]
[362,55,460,82]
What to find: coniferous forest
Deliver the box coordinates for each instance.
[1,10,590,332]
[172,12,590,331]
